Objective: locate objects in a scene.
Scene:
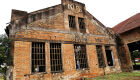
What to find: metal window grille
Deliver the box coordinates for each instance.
[74,44,89,69]
[96,45,106,68]
[78,17,86,33]
[68,15,76,29]
[50,43,63,73]
[32,42,46,73]
[78,17,85,29]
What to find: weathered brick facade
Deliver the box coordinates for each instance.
[6,0,121,80]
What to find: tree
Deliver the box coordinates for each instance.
[0,34,11,80]
[131,50,140,65]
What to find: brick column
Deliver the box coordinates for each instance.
[123,44,133,71]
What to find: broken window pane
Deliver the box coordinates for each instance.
[32,42,46,73]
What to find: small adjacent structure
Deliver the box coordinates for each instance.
[113,13,140,71]
[5,0,121,80]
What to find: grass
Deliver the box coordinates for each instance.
[133,62,140,65]
[0,76,3,80]
[136,62,140,65]
[87,71,140,80]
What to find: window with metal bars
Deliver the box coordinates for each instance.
[96,45,106,68]
[30,14,36,22]
[78,17,86,33]
[50,43,63,73]
[78,17,85,29]
[37,13,42,20]
[32,42,46,73]
[74,44,89,69]
[68,15,76,29]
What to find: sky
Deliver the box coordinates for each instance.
[0,0,140,35]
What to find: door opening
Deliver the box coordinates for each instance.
[128,41,140,70]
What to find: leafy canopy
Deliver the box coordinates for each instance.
[0,34,11,74]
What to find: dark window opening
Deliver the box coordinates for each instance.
[32,42,46,73]
[74,44,89,69]
[50,43,63,73]
[50,9,55,15]
[96,45,106,68]
[45,11,49,16]
[128,41,140,53]
[78,18,85,29]
[68,15,76,29]
[37,13,42,20]
[78,17,86,33]
[31,14,36,22]
[105,46,114,66]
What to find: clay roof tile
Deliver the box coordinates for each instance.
[113,13,140,34]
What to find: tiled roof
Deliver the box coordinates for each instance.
[113,13,140,34]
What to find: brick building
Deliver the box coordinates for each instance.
[5,0,121,80]
[113,13,140,71]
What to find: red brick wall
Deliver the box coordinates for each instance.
[12,40,121,80]
[13,41,31,80]
[10,1,122,80]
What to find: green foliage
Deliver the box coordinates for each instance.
[136,62,140,65]
[132,50,140,58]
[0,76,4,80]
[0,34,11,75]
[130,50,140,65]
